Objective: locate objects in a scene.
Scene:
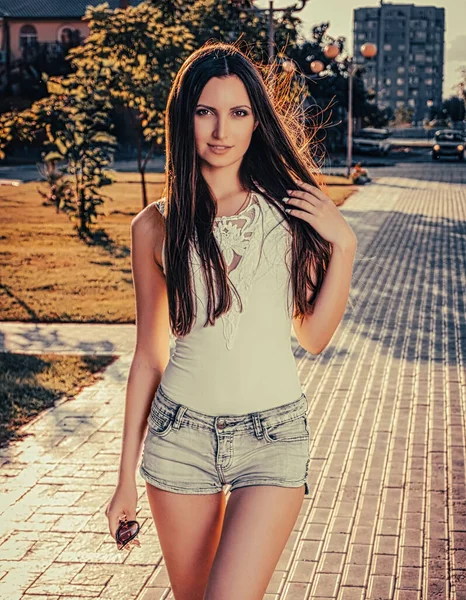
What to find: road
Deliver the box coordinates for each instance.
[369,160,466,184]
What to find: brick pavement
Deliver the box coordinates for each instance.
[0,164,465,599]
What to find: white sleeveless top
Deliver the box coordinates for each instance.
[155,189,303,415]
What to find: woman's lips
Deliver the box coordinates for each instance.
[208,144,232,154]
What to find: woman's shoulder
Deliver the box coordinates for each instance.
[131,198,166,271]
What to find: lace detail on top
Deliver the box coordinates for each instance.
[212,194,263,349]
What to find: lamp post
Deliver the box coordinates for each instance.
[346,43,377,178]
[311,41,377,177]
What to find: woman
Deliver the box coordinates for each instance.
[105,41,357,600]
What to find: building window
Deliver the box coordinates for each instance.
[397,90,404,97]
[396,101,405,107]
[399,44,406,51]
[384,44,392,51]
[397,78,405,85]
[425,79,433,85]
[397,67,405,74]
[58,26,73,43]
[19,24,38,49]
[408,99,415,107]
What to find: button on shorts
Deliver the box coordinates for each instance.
[139,384,311,496]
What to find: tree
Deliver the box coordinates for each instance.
[1,2,195,213]
[65,1,195,208]
[42,74,117,235]
[184,0,299,63]
[0,71,117,235]
[443,96,465,127]
[390,106,414,127]
[287,23,388,153]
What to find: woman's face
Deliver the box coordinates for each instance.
[194,75,258,168]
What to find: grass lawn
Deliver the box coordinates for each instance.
[0,352,117,447]
[0,172,356,323]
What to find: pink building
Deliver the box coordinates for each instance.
[0,0,132,94]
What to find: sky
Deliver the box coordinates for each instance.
[256,0,464,99]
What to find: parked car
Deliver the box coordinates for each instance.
[432,130,464,161]
[352,128,392,156]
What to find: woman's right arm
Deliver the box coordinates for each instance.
[105,203,169,543]
[118,203,170,484]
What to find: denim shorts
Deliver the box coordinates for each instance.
[139,384,311,496]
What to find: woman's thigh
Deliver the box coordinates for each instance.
[146,482,227,600]
[204,484,305,600]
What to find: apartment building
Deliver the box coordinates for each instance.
[353,2,445,123]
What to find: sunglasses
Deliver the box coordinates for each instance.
[116,513,141,551]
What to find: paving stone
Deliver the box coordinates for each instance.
[393,590,421,600]
[338,588,365,600]
[310,572,341,597]
[367,574,395,599]
[341,563,370,587]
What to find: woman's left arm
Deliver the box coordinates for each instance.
[286,176,357,355]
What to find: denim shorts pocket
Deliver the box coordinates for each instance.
[147,402,174,438]
[263,413,309,444]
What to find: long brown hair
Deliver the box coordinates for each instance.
[161,40,332,338]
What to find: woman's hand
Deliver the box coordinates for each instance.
[283,176,357,251]
[105,479,141,550]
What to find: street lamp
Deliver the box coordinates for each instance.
[308,38,377,177]
[323,43,340,60]
[281,59,295,73]
[360,43,377,60]
[345,42,378,177]
[310,60,325,74]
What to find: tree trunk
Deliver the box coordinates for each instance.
[141,168,148,208]
[79,189,86,233]
[134,122,148,209]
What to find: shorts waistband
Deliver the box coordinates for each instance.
[155,384,308,431]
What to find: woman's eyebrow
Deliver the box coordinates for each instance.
[196,104,251,110]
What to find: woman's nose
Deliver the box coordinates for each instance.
[213,116,230,140]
